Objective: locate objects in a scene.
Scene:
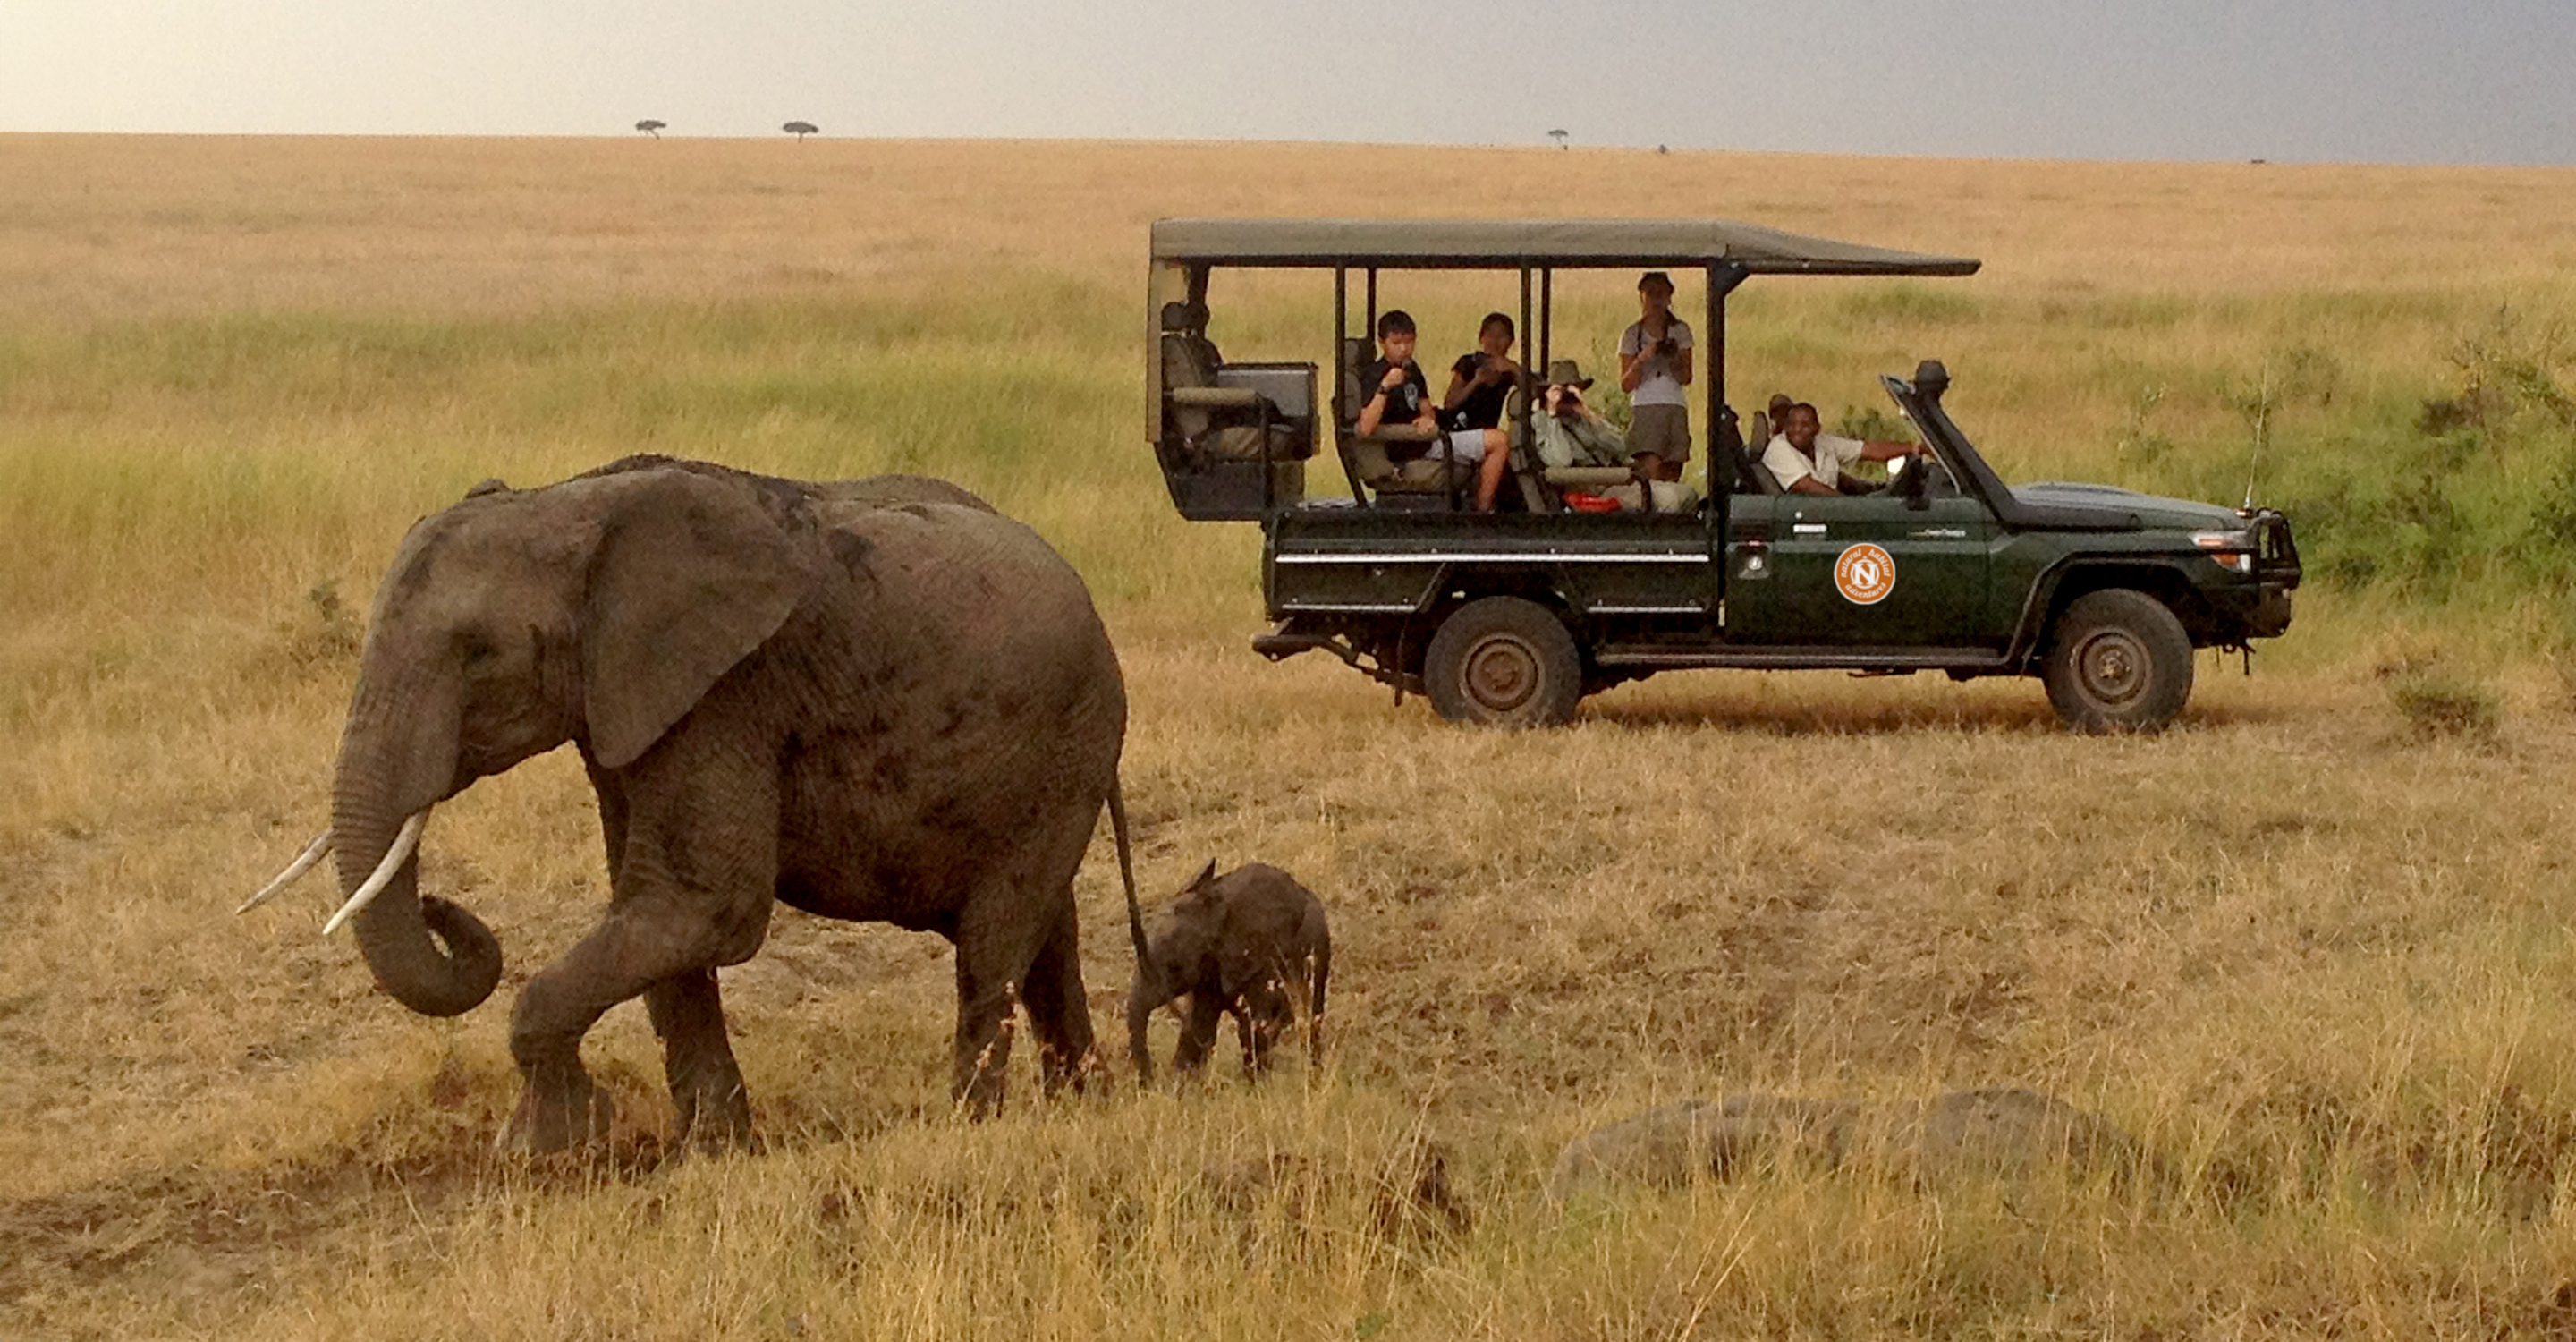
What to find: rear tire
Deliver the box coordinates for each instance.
[1422,597,1581,727]
[2041,589,2194,733]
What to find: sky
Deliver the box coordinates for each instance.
[4,0,2572,165]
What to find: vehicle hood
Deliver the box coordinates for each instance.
[2010,481,2245,532]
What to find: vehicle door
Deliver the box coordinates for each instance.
[1725,478,1996,648]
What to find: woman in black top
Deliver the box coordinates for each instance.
[1442,311,1521,434]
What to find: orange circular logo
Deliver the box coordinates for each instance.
[1834,543,1896,605]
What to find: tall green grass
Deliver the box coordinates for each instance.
[10,276,2576,666]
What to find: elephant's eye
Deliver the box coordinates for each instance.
[459,635,499,670]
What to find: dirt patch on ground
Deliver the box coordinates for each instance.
[0,1128,657,1333]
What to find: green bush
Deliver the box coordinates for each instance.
[2199,316,2576,607]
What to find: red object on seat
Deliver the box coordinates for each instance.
[1563,492,1621,514]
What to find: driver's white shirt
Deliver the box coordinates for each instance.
[1762,433,1866,490]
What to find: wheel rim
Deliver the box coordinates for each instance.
[1459,633,1541,713]
[2072,628,2152,708]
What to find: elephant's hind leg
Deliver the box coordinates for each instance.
[647,968,752,1152]
[1016,909,1097,1096]
[947,811,1102,1115]
[950,895,1055,1116]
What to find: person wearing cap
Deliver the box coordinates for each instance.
[1356,308,1512,511]
[1761,401,1928,497]
[1617,271,1694,483]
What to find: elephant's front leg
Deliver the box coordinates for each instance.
[1236,977,1292,1078]
[1173,992,1223,1075]
[504,927,628,1153]
[506,752,778,1153]
[647,968,751,1152]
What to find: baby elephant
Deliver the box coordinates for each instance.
[1126,861,1331,1082]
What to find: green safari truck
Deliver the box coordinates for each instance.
[1146,218,2300,731]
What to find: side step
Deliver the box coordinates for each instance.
[1252,631,1334,661]
[1594,643,2015,673]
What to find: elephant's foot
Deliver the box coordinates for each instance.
[1037,1042,1107,1099]
[953,1066,1007,1119]
[671,1075,754,1154]
[646,969,751,1153]
[501,1064,614,1154]
[951,1012,1016,1119]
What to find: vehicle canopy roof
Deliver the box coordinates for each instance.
[1150,217,1979,275]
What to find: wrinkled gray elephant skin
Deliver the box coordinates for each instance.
[1548,1088,2141,1201]
[324,454,1133,1153]
[1126,861,1330,1082]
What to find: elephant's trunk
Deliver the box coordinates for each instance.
[331,680,502,1018]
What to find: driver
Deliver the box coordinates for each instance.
[1762,402,1927,497]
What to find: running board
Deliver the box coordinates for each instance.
[1254,630,1340,661]
[1594,644,2015,672]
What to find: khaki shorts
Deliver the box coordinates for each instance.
[1627,403,1691,463]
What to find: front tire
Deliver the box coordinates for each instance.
[2041,589,2193,733]
[1422,597,1581,727]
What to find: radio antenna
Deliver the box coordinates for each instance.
[2238,363,2277,511]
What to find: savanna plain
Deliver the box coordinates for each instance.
[9,134,2576,1339]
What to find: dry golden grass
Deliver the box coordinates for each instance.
[10,135,2576,1338]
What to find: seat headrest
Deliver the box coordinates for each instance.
[1160,301,1210,333]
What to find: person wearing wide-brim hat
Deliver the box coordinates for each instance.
[1617,270,1693,483]
[1538,358,1702,513]
[1532,359,1628,471]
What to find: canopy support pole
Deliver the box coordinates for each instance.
[1334,267,1366,505]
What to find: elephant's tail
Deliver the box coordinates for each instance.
[1308,937,1331,1072]
[1110,776,1148,974]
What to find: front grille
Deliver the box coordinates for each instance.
[2252,511,2301,586]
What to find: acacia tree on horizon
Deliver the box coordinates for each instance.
[635,119,666,138]
[1547,128,1569,149]
[784,121,819,141]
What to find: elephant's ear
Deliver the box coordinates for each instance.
[582,470,809,769]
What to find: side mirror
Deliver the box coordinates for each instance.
[1913,360,1950,401]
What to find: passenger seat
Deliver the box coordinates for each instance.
[1335,336,1463,502]
[1736,409,1784,495]
[1161,302,1302,463]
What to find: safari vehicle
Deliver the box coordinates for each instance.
[1147,218,2300,731]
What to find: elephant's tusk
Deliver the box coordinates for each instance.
[237,831,332,913]
[322,811,428,938]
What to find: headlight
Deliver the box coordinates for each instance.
[2193,531,2254,574]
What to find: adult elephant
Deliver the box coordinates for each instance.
[251,456,1140,1152]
